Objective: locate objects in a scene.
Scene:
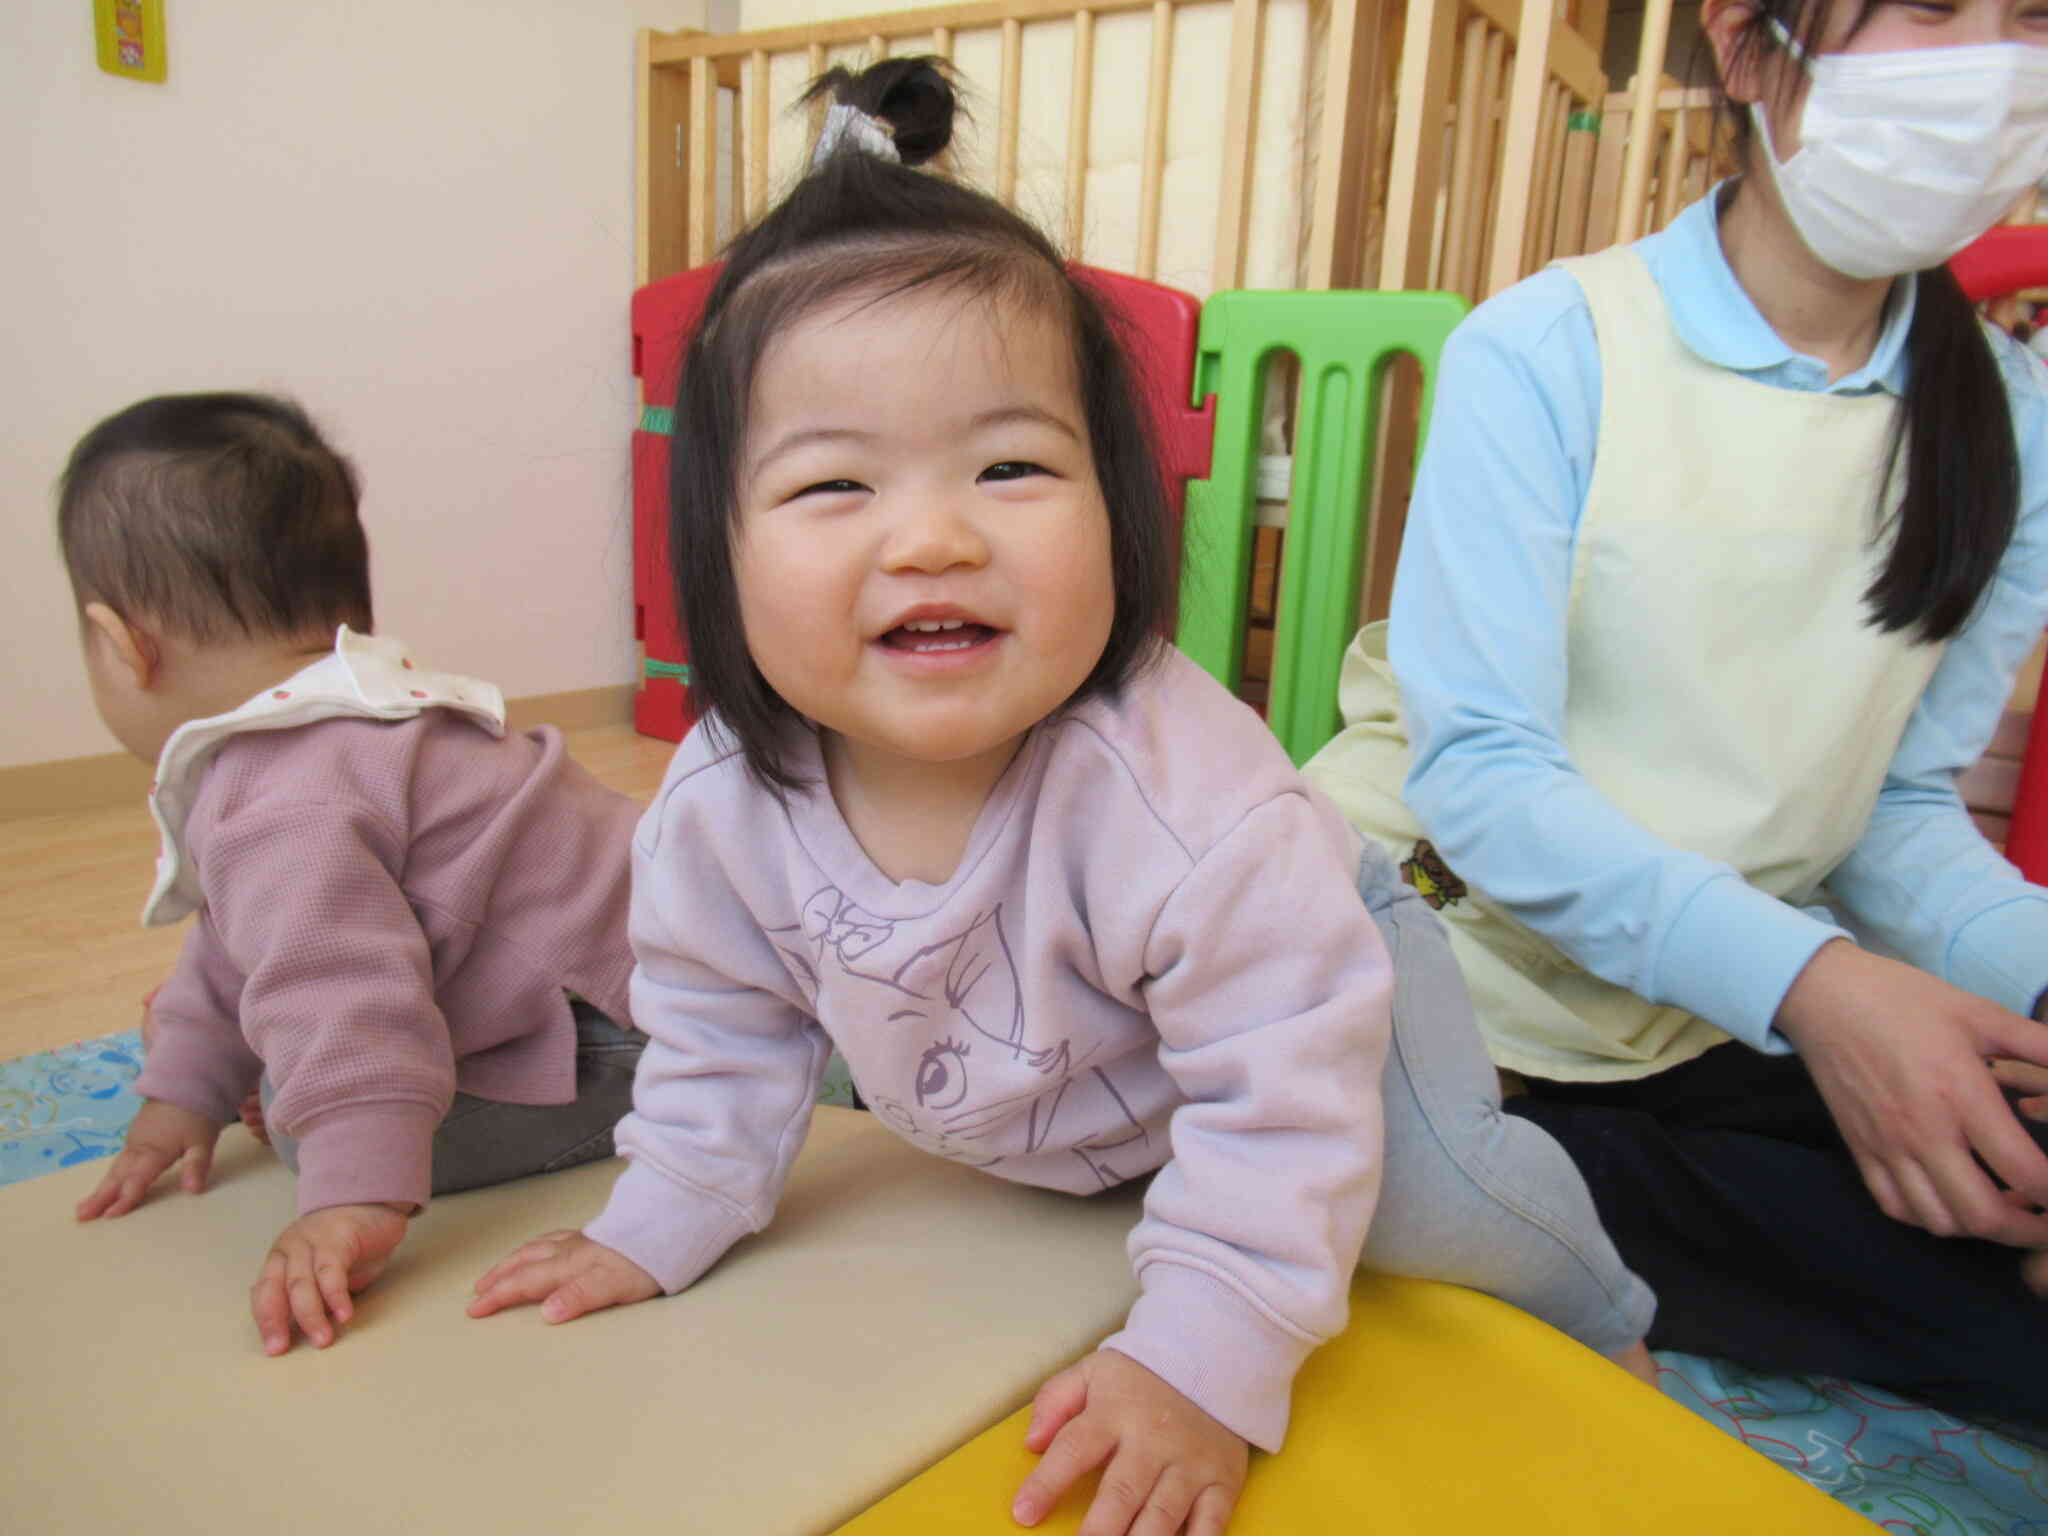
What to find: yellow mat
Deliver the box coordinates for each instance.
[838,1271,1875,1534]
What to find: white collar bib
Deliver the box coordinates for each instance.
[141,627,505,927]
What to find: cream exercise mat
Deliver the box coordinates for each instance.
[4,1106,1141,1535]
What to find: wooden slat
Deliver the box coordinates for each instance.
[1582,95,1627,251]
[1210,0,1264,293]
[1552,107,1598,259]
[1468,27,1509,297]
[1614,0,1673,242]
[869,31,886,55]
[1136,0,1174,280]
[1486,0,1559,298]
[638,28,696,285]
[1654,96,1688,231]
[1066,10,1095,254]
[747,50,770,222]
[687,55,718,266]
[933,23,954,58]
[1466,0,1603,102]
[1379,0,1461,290]
[1440,19,1488,298]
[1305,0,1393,289]
[1961,752,2023,817]
[997,17,1022,201]
[1573,0,1610,53]
[1526,78,1567,269]
[650,0,1196,63]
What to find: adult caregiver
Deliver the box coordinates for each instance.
[1304,0,2048,1434]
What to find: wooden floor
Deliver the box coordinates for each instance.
[0,724,678,1064]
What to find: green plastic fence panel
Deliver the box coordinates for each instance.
[1175,289,1469,765]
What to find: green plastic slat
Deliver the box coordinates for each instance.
[644,658,691,683]
[1174,289,1468,765]
[640,405,675,435]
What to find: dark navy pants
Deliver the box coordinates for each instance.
[1508,1042,2048,1440]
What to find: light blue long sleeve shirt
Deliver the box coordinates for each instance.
[1389,188,2048,1053]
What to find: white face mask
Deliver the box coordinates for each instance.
[1752,21,2048,280]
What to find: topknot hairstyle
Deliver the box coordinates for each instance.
[672,56,1174,792]
[58,392,372,645]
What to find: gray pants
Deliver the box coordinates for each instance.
[264,1001,643,1199]
[1357,842,1656,1354]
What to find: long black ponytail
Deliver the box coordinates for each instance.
[1712,0,2021,643]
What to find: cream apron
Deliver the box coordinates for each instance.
[1304,246,1942,1081]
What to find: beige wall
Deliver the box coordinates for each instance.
[3,0,705,774]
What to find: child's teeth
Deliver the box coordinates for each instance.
[905,619,966,632]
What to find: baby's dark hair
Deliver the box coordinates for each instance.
[58,392,372,644]
[674,56,1174,791]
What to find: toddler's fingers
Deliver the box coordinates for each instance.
[316,1246,356,1327]
[2023,1249,2048,1297]
[75,1169,133,1222]
[538,1270,633,1324]
[288,1269,335,1351]
[1965,1086,2048,1211]
[251,1256,294,1356]
[471,1231,583,1295]
[179,1141,214,1195]
[1025,1363,1090,1453]
[284,1254,340,1349]
[1184,1482,1238,1536]
[76,1148,173,1221]
[1075,1445,1168,1536]
[1013,1416,1117,1528]
[1991,1058,2048,1097]
[467,1257,577,1318]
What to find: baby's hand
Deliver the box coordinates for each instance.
[76,1099,224,1220]
[251,1203,411,1356]
[1991,1058,2048,1123]
[1012,1350,1248,1536]
[466,1230,660,1323]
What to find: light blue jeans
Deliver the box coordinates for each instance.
[1355,841,1656,1354]
[263,1001,643,1199]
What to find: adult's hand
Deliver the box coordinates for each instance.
[1776,940,2048,1247]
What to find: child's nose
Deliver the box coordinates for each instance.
[880,494,989,574]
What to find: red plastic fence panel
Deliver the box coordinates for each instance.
[1950,227,2048,879]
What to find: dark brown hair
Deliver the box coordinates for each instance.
[58,392,372,643]
[670,57,1174,792]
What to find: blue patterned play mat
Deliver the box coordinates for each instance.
[0,1028,147,1186]
[3,1029,2042,1531]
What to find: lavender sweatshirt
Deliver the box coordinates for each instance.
[135,641,638,1215]
[584,647,1390,1451]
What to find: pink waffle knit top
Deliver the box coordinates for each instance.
[583,647,1391,1451]
[134,638,638,1214]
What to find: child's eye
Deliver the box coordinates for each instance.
[795,478,866,498]
[979,461,1048,482]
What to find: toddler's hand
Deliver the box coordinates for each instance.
[251,1202,410,1356]
[466,1230,660,1323]
[1991,1058,2048,1123]
[76,1099,224,1220]
[1012,1350,1248,1536]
